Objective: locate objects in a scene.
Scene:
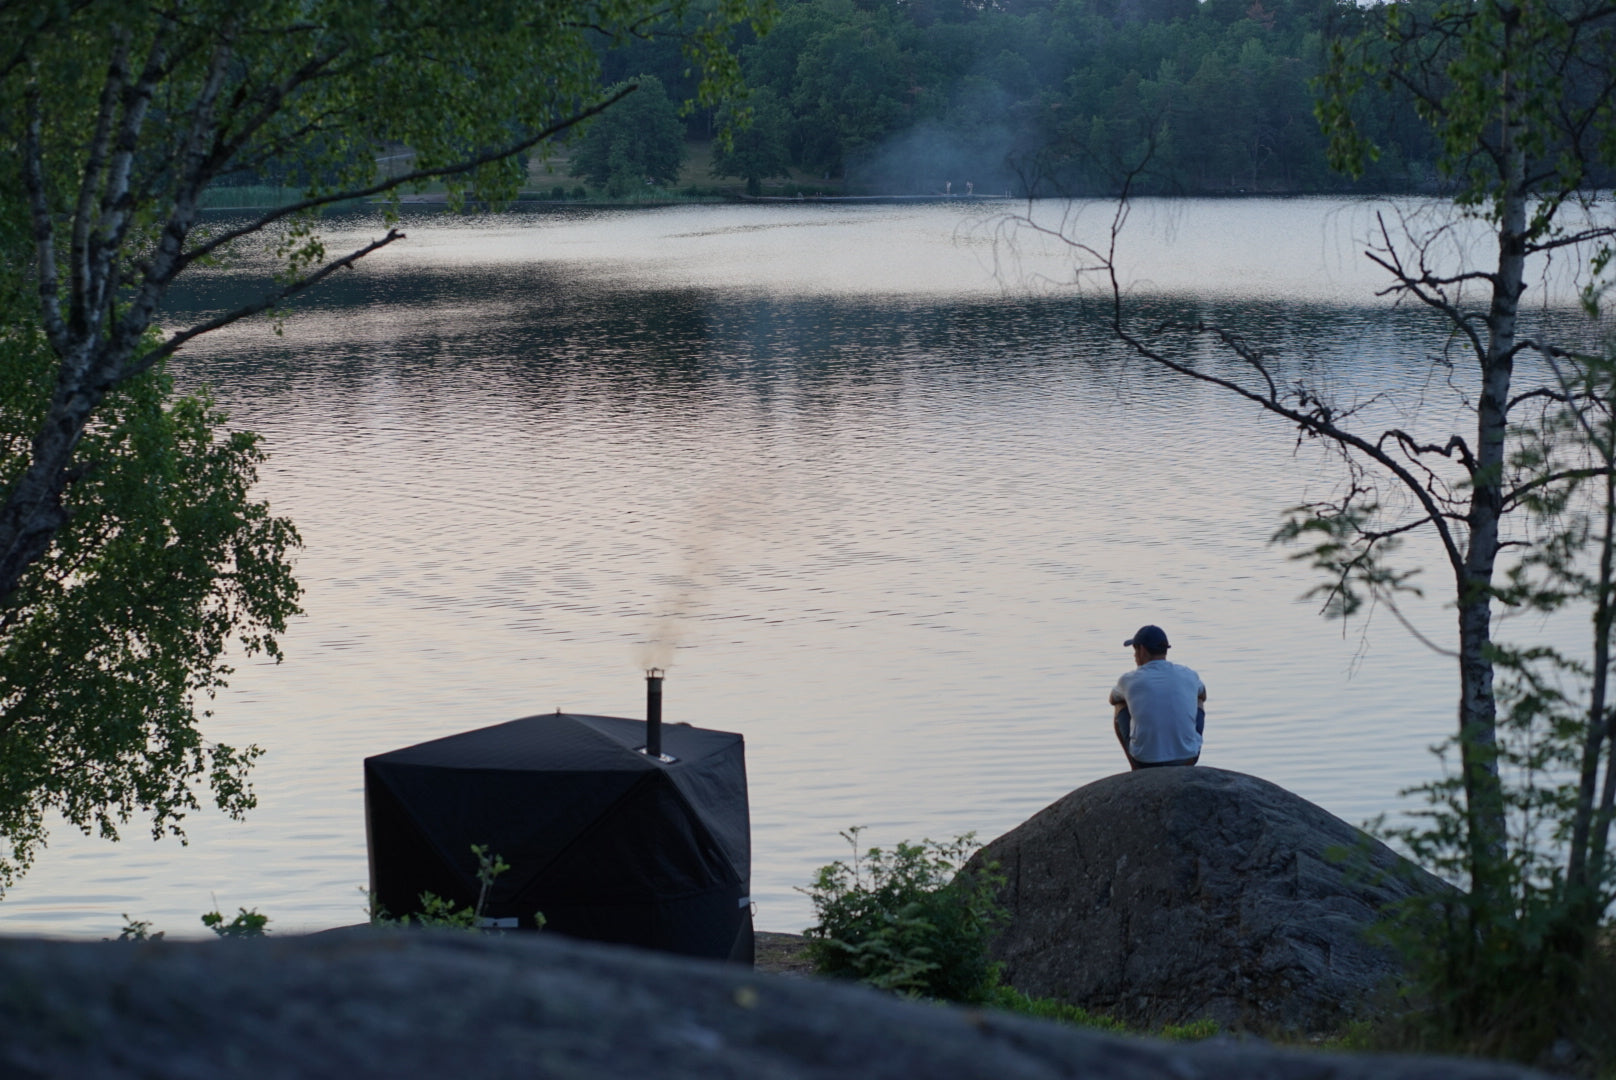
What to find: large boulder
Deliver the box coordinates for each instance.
[966,767,1440,1034]
[0,929,1538,1079]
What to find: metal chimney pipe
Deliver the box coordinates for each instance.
[645,668,664,758]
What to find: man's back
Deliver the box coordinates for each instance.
[1114,659,1204,763]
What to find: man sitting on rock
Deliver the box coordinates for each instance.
[1109,624,1205,770]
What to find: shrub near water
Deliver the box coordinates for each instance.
[366,844,536,930]
[801,827,1223,1042]
[802,828,1005,1003]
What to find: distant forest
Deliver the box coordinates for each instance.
[597,0,1447,196]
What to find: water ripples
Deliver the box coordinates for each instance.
[0,201,1589,937]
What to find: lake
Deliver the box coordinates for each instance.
[0,197,1591,937]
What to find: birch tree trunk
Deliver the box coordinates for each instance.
[1459,40,1530,890]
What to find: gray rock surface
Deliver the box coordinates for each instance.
[966,767,1440,1034]
[0,929,1539,1079]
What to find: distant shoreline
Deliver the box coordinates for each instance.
[737,194,1016,204]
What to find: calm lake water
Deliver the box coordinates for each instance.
[0,198,1594,938]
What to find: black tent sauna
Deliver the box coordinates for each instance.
[364,678,751,962]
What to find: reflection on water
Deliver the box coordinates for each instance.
[0,201,1589,937]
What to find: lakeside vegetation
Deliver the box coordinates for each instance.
[583,0,1615,198]
[204,0,1616,208]
[205,0,1616,209]
[797,829,1616,1070]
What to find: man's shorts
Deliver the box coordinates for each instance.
[1113,704,1202,770]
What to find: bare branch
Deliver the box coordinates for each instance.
[1365,213,1489,364]
[1373,583,1461,658]
[1361,513,1445,545]
[1386,428,1478,475]
[1104,267,1470,577]
[178,86,637,272]
[1506,467,1616,508]
[1524,224,1616,256]
[131,230,407,374]
[1508,386,1579,411]
[1534,346,1610,449]
[561,4,674,39]
[1201,326,1279,401]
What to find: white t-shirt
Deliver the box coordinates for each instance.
[1110,659,1205,763]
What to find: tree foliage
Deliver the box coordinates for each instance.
[0,0,763,890]
[710,87,792,193]
[0,338,299,888]
[619,0,1533,194]
[570,74,688,195]
[0,193,299,888]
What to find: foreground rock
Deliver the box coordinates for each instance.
[0,931,1537,1079]
[967,767,1441,1034]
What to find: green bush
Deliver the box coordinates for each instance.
[366,843,539,930]
[113,915,163,942]
[108,907,267,940]
[802,828,1006,1003]
[1361,881,1616,1068]
[202,907,269,938]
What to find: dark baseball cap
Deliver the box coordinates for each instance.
[1124,625,1170,652]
